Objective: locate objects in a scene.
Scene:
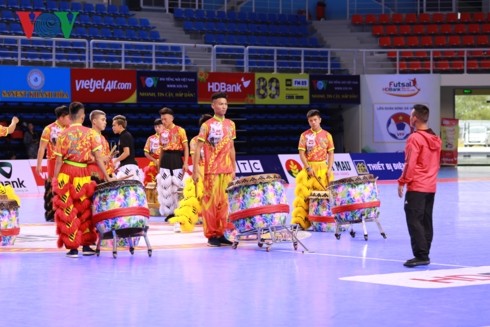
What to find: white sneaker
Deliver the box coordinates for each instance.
[173,223,181,233]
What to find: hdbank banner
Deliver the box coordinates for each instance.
[71,68,137,103]
[198,72,255,104]
[0,66,70,102]
[278,154,357,185]
[350,153,405,180]
[0,160,39,194]
[255,73,309,105]
[310,74,360,104]
[137,71,197,103]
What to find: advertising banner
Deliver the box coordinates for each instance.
[310,74,360,104]
[235,155,287,180]
[373,103,414,143]
[255,73,309,105]
[350,152,405,180]
[71,68,137,103]
[0,160,40,194]
[440,118,458,166]
[0,66,70,103]
[137,71,197,103]
[197,72,255,104]
[278,153,357,185]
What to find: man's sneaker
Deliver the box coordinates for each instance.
[173,223,181,233]
[207,237,221,247]
[218,235,233,246]
[403,257,430,267]
[66,249,79,258]
[82,246,96,256]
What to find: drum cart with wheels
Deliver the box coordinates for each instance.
[95,225,153,259]
[231,224,310,252]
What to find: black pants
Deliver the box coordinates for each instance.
[404,191,435,260]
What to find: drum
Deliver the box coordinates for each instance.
[145,182,160,216]
[0,196,20,246]
[227,174,289,234]
[92,180,150,247]
[327,174,380,224]
[308,191,335,232]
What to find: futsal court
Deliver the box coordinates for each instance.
[1,166,489,327]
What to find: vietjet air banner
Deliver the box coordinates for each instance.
[197,72,255,104]
[71,68,137,103]
[361,74,440,152]
[255,73,309,105]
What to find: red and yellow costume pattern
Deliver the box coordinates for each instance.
[143,133,161,185]
[197,116,235,238]
[40,121,65,178]
[0,125,9,137]
[293,128,335,230]
[88,130,114,182]
[52,123,102,249]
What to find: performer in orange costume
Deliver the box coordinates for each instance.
[192,93,236,247]
[52,102,110,258]
[88,110,114,183]
[291,109,335,230]
[143,118,164,185]
[36,106,70,222]
[0,116,19,137]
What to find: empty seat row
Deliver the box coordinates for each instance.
[0,1,132,17]
[387,50,490,60]
[183,21,309,37]
[175,8,307,25]
[372,23,490,37]
[352,12,490,26]
[398,59,490,73]
[76,15,154,30]
[379,35,490,48]
[205,34,319,47]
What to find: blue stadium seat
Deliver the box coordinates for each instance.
[194,9,205,21]
[83,3,95,14]
[115,17,128,28]
[100,28,112,39]
[71,2,82,12]
[149,30,161,42]
[8,22,23,35]
[183,8,194,20]
[20,0,33,10]
[127,17,139,29]
[139,18,154,30]
[173,8,185,20]
[112,28,126,40]
[205,10,216,21]
[0,10,16,22]
[7,0,20,10]
[92,15,103,27]
[118,5,131,17]
[58,1,70,11]
[102,16,115,27]
[88,27,100,39]
[77,14,91,27]
[107,4,119,16]
[138,30,150,41]
[32,0,44,10]
[95,4,107,15]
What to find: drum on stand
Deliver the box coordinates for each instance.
[92,179,152,258]
[328,174,386,241]
[308,191,335,232]
[0,195,20,246]
[145,182,160,216]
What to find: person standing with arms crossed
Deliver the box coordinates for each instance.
[192,93,235,247]
[291,109,335,230]
[112,115,143,182]
[36,106,70,222]
[156,107,189,233]
[52,102,110,258]
[398,104,442,267]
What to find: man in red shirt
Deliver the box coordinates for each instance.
[292,109,335,230]
[156,107,189,232]
[192,93,235,247]
[36,106,70,222]
[398,104,442,267]
[52,102,110,258]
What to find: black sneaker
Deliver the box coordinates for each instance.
[66,249,79,258]
[82,246,96,256]
[207,237,221,247]
[218,235,233,246]
[403,257,430,267]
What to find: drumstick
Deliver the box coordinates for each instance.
[313,174,327,191]
[113,174,134,182]
[109,145,117,157]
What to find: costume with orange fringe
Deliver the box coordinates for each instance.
[143,133,161,185]
[88,130,114,184]
[51,124,101,250]
[40,120,65,222]
[291,128,335,230]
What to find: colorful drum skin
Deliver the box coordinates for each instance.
[0,198,20,246]
[328,174,380,223]
[92,180,149,247]
[227,174,289,234]
[308,191,335,232]
[145,182,160,216]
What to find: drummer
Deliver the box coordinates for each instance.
[51,102,111,258]
[192,92,235,247]
[291,109,335,230]
[88,110,114,184]
[112,115,143,182]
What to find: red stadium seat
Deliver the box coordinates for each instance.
[413,50,428,59]
[433,60,450,72]
[426,24,438,35]
[365,14,377,25]
[467,50,485,58]
[451,60,464,72]
[392,36,406,47]
[399,25,412,35]
[459,12,473,24]
[472,12,486,23]
[448,35,462,47]
[351,14,363,25]
[412,24,425,35]
[420,35,433,47]
[467,24,480,34]
[453,24,467,34]
[379,36,392,47]
[418,13,431,23]
[404,13,417,24]
[462,35,475,47]
[445,13,458,23]
[377,13,390,24]
[479,59,490,71]
[467,59,479,72]
[372,25,385,36]
[481,23,490,34]
[476,35,489,47]
[398,60,409,72]
[400,50,413,59]
[434,35,447,47]
[439,24,452,35]
[391,13,403,24]
[406,36,419,47]
[385,25,398,35]
[431,13,444,24]
[386,51,397,60]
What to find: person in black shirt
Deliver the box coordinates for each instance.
[112,115,143,182]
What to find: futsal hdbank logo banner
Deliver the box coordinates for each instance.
[0,66,70,103]
[197,72,255,104]
[0,160,39,194]
[71,68,137,103]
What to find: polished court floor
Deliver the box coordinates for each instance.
[1,166,490,327]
